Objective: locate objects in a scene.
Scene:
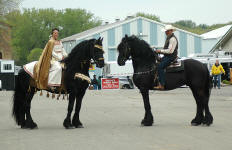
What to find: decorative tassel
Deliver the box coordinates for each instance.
[62,94,65,100]
[46,92,49,98]
[40,90,43,96]
[52,93,55,99]
[27,86,31,92]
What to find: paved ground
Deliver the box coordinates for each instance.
[0,86,232,150]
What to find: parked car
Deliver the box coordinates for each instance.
[119,78,134,89]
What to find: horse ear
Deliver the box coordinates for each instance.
[97,37,101,41]
[125,34,128,39]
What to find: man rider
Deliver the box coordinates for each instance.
[154,24,178,90]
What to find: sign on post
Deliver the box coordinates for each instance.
[101,78,119,89]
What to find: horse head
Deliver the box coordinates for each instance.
[117,34,131,66]
[92,37,105,68]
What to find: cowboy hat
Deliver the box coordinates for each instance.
[161,24,176,32]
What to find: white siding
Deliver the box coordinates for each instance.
[222,37,232,51]
[100,31,108,61]
[187,35,195,56]
[157,24,165,47]
[115,26,123,57]
[142,20,150,43]
[130,21,138,36]
[202,38,220,54]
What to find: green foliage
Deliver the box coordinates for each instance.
[136,12,232,35]
[5,8,101,65]
[222,80,232,85]
[174,20,196,28]
[27,48,43,62]
[136,12,161,22]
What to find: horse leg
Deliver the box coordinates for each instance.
[24,88,38,129]
[63,92,75,129]
[190,88,204,126]
[72,90,86,128]
[140,89,153,126]
[202,97,213,126]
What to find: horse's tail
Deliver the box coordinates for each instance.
[12,69,27,126]
[205,66,213,98]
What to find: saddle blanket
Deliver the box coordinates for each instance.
[166,60,184,73]
[23,61,62,86]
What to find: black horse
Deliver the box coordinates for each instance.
[117,35,213,126]
[12,37,105,129]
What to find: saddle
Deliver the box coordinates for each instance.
[166,59,184,73]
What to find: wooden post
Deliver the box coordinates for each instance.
[230,68,232,84]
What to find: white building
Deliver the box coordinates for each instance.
[61,16,209,77]
[201,25,232,54]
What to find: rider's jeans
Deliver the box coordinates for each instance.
[157,56,174,86]
[213,74,221,89]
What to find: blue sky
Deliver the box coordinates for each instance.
[20,0,231,25]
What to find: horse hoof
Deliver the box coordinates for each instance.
[202,121,213,126]
[141,119,153,126]
[64,126,74,129]
[74,124,84,128]
[63,118,73,129]
[23,120,38,129]
[191,122,201,126]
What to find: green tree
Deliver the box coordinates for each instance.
[6,8,101,65]
[174,20,196,28]
[27,48,43,62]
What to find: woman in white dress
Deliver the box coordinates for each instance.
[48,28,67,87]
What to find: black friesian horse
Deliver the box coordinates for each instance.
[12,37,104,129]
[117,35,213,126]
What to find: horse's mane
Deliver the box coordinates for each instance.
[63,39,95,65]
[127,35,155,60]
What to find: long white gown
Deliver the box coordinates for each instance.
[23,41,67,87]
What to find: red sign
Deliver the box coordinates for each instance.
[101,78,119,89]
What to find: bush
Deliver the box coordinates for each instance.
[222,80,231,85]
[27,48,43,62]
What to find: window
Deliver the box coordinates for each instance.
[1,60,14,73]
[4,64,12,70]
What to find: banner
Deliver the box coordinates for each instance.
[101,78,119,89]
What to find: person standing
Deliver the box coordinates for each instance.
[97,76,102,90]
[211,60,225,89]
[91,75,98,90]
[154,25,178,90]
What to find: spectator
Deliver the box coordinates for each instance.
[91,75,98,90]
[97,76,102,90]
[211,60,225,89]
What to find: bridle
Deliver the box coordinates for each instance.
[91,44,104,68]
[120,41,132,63]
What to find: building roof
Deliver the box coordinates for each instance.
[209,25,232,53]
[62,16,201,42]
[201,25,232,40]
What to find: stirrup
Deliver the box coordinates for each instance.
[153,85,164,90]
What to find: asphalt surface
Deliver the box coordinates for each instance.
[0,86,232,150]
